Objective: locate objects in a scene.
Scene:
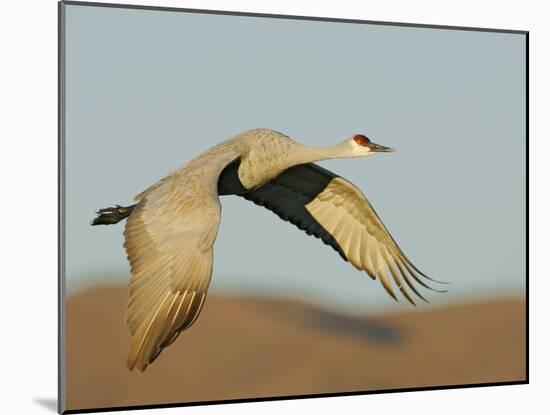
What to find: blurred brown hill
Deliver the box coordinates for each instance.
[65,286,526,411]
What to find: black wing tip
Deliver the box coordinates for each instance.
[419,277,449,292]
[416,278,449,294]
[383,258,450,305]
[402,293,417,307]
[417,272,450,292]
[411,264,451,285]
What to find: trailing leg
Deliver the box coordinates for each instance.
[91,204,136,226]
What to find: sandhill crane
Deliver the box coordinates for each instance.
[92,128,447,372]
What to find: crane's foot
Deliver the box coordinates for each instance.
[91,204,135,226]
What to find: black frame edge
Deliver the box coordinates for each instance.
[64,380,528,414]
[58,1,67,414]
[525,31,529,384]
[61,0,528,34]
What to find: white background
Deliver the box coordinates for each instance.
[0,0,541,414]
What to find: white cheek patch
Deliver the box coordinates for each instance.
[350,140,372,156]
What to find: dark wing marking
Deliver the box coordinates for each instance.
[221,161,446,305]
[218,159,248,196]
[238,163,346,260]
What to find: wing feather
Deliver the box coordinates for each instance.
[305,176,447,301]
[123,171,222,372]
[240,163,446,303]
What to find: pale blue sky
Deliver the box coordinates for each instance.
[64,4,526,313]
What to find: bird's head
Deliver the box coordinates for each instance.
[347,134,395,157]
[293,132,395,164]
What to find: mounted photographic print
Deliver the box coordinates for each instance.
[58,1,528,413]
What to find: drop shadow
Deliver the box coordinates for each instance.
[34,398,57,413]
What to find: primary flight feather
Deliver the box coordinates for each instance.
[92,128,446,372]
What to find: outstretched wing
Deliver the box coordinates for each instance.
[240,163,446,305]
[124,173,221,372]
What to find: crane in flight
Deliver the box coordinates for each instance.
[92,128,447,372]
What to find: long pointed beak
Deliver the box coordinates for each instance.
[369,142,395,153]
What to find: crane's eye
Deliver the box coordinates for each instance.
[353,134,371,147]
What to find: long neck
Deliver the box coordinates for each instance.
[292,141,356,165]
